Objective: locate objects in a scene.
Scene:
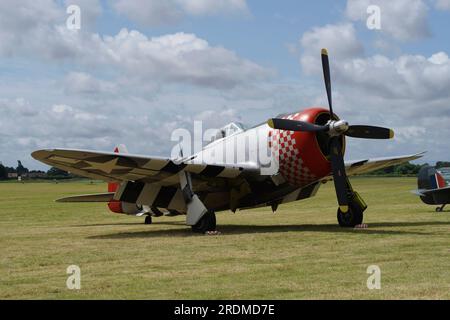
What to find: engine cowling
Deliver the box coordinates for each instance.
[269,107,345,187]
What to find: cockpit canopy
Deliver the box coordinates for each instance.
[211,122,246,142]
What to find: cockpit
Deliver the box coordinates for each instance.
[210,122,246,143]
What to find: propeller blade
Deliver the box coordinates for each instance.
[346,125,394,139]
[321,48,334,117]
[268,118,327,132]
[329,137,349,213]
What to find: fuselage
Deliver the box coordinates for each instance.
[106,107,345,215]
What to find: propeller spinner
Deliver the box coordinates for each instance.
[268,48,394,217]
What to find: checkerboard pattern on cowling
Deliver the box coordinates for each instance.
[269,112,317,186]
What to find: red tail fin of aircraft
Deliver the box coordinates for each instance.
[434,170,447,189]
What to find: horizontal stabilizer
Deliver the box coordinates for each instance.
[56,192,114,203]
[414,185,450,196]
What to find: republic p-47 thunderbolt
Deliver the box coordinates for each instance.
[32,49,422,233]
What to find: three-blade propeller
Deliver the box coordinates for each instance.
[267,48,395,213]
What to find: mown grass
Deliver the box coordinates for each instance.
[0,177,449,299]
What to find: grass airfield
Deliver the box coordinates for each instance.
[0,177,449,299]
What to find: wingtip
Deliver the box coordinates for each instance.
[31,149,53,160]
[31,149,45,160]
[321,48,328,56]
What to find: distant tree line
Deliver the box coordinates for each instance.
[0,160,74,180]
[365,161,450,176]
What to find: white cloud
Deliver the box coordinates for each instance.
[334,53,450,101]
[93,30,272,89]
[112,0,248,26]
[0,0,267,90]
[300,23,364,74]
[428,52,449,64]
[64,72,116,95]
[346,0,430,41]
[0,4,271,90]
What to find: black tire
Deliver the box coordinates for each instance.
[337,203,363,227]
[191,210,216,233]
[144,215,152,224]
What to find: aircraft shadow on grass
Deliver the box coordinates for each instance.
[85,220,450,240]
[73,221,185,227]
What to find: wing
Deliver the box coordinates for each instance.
[344,152,425,176]
[31,148,255,185]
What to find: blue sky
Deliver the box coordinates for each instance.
[0,0,449,170]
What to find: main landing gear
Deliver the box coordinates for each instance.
[191,210,216,233]
[337,191,367,228]
[436,204,446,212]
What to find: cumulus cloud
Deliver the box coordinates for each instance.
[112,0,249,26]
[299,23,450,102]
[300,23,364,74]
[0,2,270,90]
[64,72,117,95]
[94,30,272,89]
[346,0,430,41]
[332,52,450,102]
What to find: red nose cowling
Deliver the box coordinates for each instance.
[269,107,336,187]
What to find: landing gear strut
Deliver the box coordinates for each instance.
[144,215,152,224]
[191,210,216,233]
[337,191,367,227]
[436,204,446,212]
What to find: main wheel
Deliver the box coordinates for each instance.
[191,210,216,233]
[337,203,363,227]
[144,215,152,224]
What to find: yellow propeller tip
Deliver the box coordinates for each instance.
[267,119,275,128]
[389,129,395,139]
[321,48,328,55]
[339,205,349,213]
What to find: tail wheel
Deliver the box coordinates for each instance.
[191,210,216,233]
[144,215,152,225]
[337,202,363,227]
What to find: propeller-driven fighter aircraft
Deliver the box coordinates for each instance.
[412,166,450,212]
[32,49,423,233]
